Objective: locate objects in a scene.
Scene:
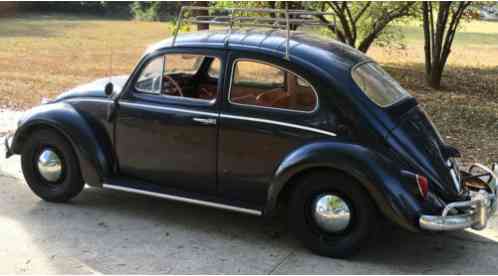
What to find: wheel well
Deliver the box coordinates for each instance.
[275,167,378,215]
[15,125,80,168]
[14,124,64,154]
[15,122,108,187]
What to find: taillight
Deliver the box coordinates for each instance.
[416,175,429,200]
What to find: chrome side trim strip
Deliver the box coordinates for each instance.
[119,101,218,117]
[102,184,263,216]
[68,98,114,104]
[82,100,336,137]
[220,114,337,137]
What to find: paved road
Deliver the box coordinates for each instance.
[1,138,498,274]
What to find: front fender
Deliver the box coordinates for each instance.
[266,141,442,231]
[11,102,111,186]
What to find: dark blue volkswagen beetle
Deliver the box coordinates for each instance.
[4,19,497,258]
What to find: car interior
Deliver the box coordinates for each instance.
[230,64,317,112]
[161,56,219,101]
[139,55,317,112]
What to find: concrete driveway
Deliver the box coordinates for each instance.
[1,137,498,274]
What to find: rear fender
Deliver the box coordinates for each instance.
[266,141,432,231]
[11,103,112,186]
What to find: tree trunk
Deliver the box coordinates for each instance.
[0,2,17,16]
[429,65,443,89]
[358,33,377,53]
[422,1,471,89]
[318,2,415,53]
[422,2,432,77]
[287,1,303,31]
[193,1,209,31]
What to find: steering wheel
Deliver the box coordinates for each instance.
[163,75,183,97]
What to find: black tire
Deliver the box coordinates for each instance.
[288,171,378,258]
[21,129,84,202]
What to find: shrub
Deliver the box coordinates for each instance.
[130,2,161,21]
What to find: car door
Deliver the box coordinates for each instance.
[218,52,335,205]
[115,49,225,195]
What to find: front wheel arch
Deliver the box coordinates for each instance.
[12,111,110,187]
[14,123,89,181]
[15,124,71,157]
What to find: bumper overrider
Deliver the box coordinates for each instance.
[420,164,497,231]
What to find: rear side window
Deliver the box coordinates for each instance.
[229,60,318,112]
[352,62,411,107]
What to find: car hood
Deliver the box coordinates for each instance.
[56,75,129,101]
[388,105,463,201]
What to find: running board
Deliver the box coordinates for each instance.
[102,184,263,216]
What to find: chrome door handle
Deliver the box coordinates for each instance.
[193,117,217,125]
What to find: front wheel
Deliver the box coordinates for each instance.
[21,129,84,202]
[288,171,378,258]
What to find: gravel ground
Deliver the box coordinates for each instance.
[0,109,24,136]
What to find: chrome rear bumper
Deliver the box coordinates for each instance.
[419,163,497,231]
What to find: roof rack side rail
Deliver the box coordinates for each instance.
[171,5,336,60]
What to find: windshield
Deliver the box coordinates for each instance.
[352,62,411,107]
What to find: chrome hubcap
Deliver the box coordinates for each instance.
[37,149,62,182]
[312,194,351,233]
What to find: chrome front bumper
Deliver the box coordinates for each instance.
[419,163,497,231]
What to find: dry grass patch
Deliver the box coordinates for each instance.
[1,14,497,164]
[0,14,172,108]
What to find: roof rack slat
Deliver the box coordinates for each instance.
[172,5,336,60]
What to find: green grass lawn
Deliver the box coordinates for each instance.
[1,13,497,165]
[400,20,498,46]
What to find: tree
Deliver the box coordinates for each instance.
[422,2,472,89]
[130,2,180,21]
[193,1,209,30]
[313,2,416,52]
[267,1,304,30]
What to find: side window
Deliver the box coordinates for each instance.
[134,54,220,101]
[135,56,164,94]
[165,54,204,74]
[208,58,221,79]
[229,60,318,112]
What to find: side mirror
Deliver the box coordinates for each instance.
[104,82,114,96]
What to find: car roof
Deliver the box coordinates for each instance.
[147,30,372,73]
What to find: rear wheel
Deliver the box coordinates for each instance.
[288,171,378,258]
[21,129,84,202]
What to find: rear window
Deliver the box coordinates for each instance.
[352,62,411,107]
